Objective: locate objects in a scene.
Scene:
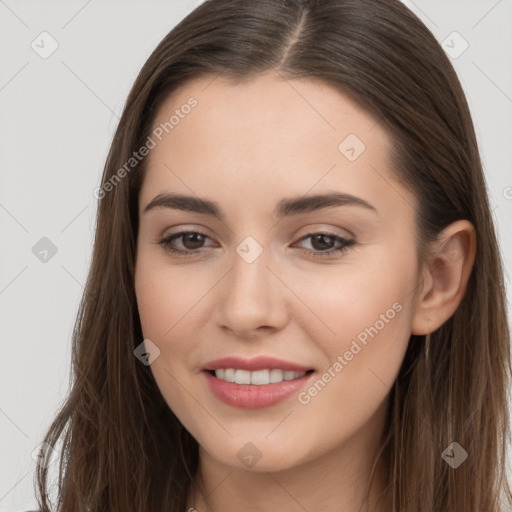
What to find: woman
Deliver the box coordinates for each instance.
[34,0,512,510]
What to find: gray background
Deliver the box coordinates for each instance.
[0,1,511,510]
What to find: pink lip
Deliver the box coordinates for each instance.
[203,370,315,409]
[202,356,312,372]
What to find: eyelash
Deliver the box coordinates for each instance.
[157,229,355,258]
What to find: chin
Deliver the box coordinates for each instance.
[199,439,308,474]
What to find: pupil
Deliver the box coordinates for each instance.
[185,233,204,249]
[313,234,333,251]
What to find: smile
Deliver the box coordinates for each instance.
[203,369,315,409]
[211,368,309,385]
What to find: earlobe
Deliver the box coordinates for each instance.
[411,220,476,335]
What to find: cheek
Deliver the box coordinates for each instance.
[289,303,413,466]
[134,255,220,410]
[292,248,416,396]
[135,254,211,341]
[134,258,207,418]
[292,247,416,346]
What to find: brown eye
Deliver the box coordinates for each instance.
[158,230,213,256]
[295,232,355,258]
[310,234,337,251]
[180,232,206,250]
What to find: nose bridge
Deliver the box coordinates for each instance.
[216,235,286,334]
[231,246,268,297]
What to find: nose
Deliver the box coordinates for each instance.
[214,245,289,339]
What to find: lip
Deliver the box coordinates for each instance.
[202,356,312,372]
[203,369,315,409]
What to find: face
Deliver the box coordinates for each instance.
[134,72,422,473]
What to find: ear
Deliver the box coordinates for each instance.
[411,220,476,335]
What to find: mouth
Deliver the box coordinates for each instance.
[202,367,316,409]
[201,355,316,409]
[206,368,315,385]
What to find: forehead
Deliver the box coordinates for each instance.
[139,72,416,220]
[151,72,384,151]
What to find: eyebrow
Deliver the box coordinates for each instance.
[143,191,377,218]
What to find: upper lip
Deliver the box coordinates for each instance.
[203,356,312,372]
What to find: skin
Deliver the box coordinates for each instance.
[134,72,476,512]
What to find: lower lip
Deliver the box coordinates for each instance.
[202,370,314,409]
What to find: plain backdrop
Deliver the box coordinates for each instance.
[0,1,511,510]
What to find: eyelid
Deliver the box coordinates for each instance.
[159,228,216,249]
[293,223,354,240]
[160,223,214,237]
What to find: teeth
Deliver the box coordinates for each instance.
[213,368,307,385]
[250,369,269,385]
[235,369,251,385]
[224,368,235,382]
[269,369,284,383]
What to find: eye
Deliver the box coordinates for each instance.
[294,231,355,258]
[157,230,215,257]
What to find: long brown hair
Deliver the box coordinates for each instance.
[34,0,512,510]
